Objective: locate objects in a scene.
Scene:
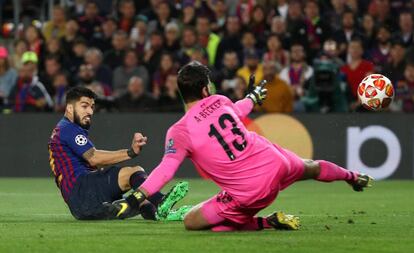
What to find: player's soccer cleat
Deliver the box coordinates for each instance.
[266,211,300,230]
[160,205,193,221]
[103,199,140,219]
[156,181,189,220]
[347,173,374,192]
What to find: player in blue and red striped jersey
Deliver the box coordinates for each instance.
[48,86,189,220]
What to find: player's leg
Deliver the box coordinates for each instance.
[300,159,373,191]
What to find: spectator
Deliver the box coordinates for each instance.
[212,51,240,92]
[304,0,331,60]
[84,48,112,87]
[181,1,197,27]
[158,74,183,112]
[77,1,105,43]
[286,0,308,50]
[130,15,149,56]
[361,14,377,50]
[323,0,349,32]
[257,61,293,113]
[42,5,67,42]
[215,16,243,69]
[237,48,264,86]
[10,39,28,70]
[66,38,87,78]
[196,15,221,66]
[383,41,407,84]
[340,39,374,110]
[45,38,64,61]
[39,55,63,95]
[263,34,290,70]
[8,52,53,112]
[248,5,268,48]
[24,25,44,59]
[392,11,414,47]
[60,19,80,57]
[177,26,198,65]
[164,22,181,54]
[103,30,129,70]
[334,10,364,60]
[241,31,259,60]
[190,46,210,66]
[148,1,175,34]
[368,0,395,29]
[52,72,69,112]
[269,16,291,49]
[221,75,248,102]
[211,0,228,35]
[322,39,345,67]
[0,47,18,106]
[393,63,414,112]
[113,49,149,95]
[268,0,289,21]
[143,31,164,76]
[77,63,108,97]
[369,25,392,73]
[92,17,118,53]
[115,76,157,112]
[118,0,136,33]
[152,52,177,98]
[279,43,313,112]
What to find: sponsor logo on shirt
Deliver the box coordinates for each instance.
[75,134,88,146]
[165,138,176,154]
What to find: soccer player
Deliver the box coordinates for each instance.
[48,86,189,220]
[109,61,373,231]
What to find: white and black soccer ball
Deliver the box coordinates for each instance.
[357,74,394,111]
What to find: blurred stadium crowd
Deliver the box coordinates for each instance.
[0,0,414,113]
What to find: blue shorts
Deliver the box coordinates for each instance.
[67,166,125,220]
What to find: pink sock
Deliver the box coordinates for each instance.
[211,217,272,232]
[316,160,356,182]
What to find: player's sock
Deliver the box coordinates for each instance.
[211,218,272,232]
[316,160,356,182]
[129,171,164,206]
[139,202,157,220]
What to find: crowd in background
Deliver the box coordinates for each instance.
[1,0,414,113]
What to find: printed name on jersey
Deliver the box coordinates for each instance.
[194,99,222,122]
[165,138,177,154]
[75,134,88,146]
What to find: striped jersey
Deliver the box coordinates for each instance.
[48,117,95,201]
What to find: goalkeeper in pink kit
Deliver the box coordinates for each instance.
[111,61,373,231]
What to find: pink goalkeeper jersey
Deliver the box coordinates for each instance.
[141,95,289,204]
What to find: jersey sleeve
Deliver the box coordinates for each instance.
[233,98,254,119]
[61,127,95,157]
[140,126,191,196]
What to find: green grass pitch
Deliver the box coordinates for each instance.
[0,178,413,253]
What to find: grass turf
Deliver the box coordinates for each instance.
[0,178,413,253]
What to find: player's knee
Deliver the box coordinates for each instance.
[183,211,199,230]
[131,166,145,173]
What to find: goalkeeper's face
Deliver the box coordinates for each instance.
[73,97,95,130]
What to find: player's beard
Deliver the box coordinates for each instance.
[73,109,91,130]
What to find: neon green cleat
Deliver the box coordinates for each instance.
[160,205,193,221]
[156,181,189,220]
[266,211,300,230]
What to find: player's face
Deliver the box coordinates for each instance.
[73,97,95,129]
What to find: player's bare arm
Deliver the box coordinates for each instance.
[82,133,147,167]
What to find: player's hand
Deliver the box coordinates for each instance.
[246,75,268,106]
[131,133,147,155]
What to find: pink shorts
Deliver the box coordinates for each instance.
[201,144,305,225]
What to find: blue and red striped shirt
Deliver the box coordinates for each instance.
[48,117,95,201]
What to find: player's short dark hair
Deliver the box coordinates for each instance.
[177,61,211,103]
[66,86,97,105]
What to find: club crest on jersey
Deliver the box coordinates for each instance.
[75,134,88,146]
[165,138,176,154]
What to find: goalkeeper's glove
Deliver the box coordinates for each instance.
[245,75,268,106]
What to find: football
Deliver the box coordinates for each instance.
[357,74,394,111]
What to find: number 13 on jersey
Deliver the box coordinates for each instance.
[208,113,247,160]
